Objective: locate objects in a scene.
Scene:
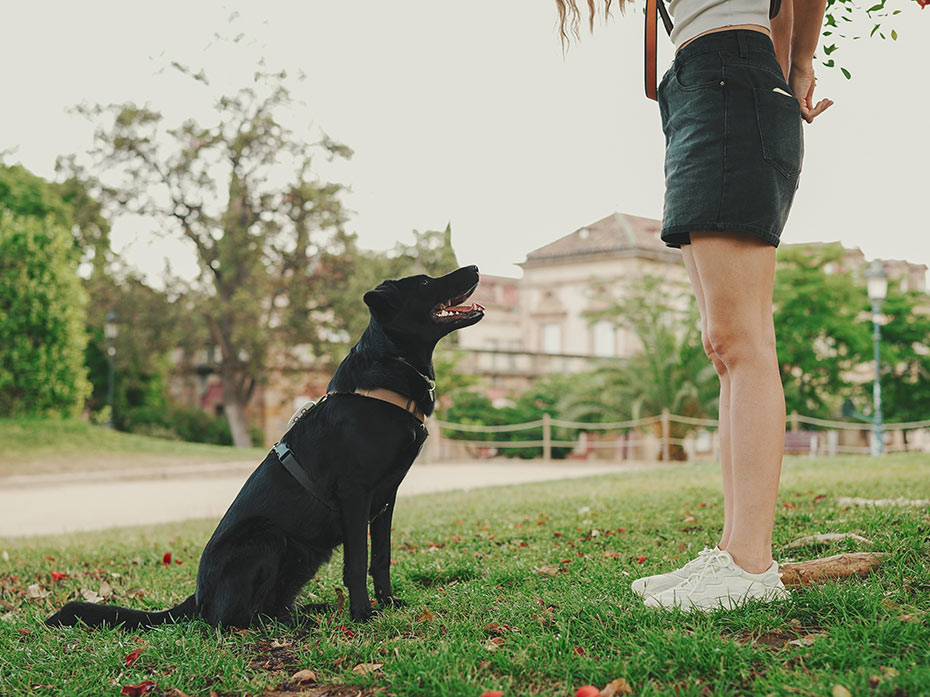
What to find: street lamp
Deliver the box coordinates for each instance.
[865,260,887,456]
[104,311,118,429]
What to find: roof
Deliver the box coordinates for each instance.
[520,213,672,266]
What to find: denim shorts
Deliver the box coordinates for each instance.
[657,29,804,249]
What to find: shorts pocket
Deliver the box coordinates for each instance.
[753,87,803,179]
[674,53,724,91]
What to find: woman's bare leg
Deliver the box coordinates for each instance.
[688,231,785,574]
[681,245,734,550]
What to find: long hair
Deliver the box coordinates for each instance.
[556,0,630,46]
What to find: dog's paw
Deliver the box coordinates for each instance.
[377,595,407,609]
[350,604,375,623]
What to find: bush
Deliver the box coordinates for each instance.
[0,212,91,416]
[123,403,264,446]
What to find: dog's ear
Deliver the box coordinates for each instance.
[363,284,402,316]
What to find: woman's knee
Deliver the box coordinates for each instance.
[701,332,728,377]
[705,320,776,369]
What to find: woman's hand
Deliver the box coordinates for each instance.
[789,62,834,123]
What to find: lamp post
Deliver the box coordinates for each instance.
[104,311,118,429]
[865,260,887,456]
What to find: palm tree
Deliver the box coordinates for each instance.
[560,275,718,459]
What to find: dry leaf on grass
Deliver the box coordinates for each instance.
[831,686,852,697]
[535,565,560,576]
[601,677,634,696]
[352,662,383,675]
[26,584,49,599]
[484,637,506,651]
[290,669,317,683]
[416,608,434,622]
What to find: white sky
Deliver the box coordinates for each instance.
[2,1,928,282]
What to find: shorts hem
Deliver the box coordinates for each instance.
[660,223,781,249]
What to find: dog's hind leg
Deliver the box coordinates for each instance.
[370,491,405,608]
[338,492,375,622]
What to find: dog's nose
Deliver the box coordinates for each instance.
[467,264,479,274]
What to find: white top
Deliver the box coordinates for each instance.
[668,0,771,50]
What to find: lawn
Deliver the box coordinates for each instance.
[0,418,265,477]
[1,454,928,696]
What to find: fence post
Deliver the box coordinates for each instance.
[543,413,552,461]
[661,409,670,462]
[790,411,799,433]
[427,416,441,463]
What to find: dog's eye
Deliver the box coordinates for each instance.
[420,278,429,286]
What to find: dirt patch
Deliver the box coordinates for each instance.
[263,684,381,697]
[247,640,303,673]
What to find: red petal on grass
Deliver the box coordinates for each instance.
[480,692,505,697]
[575,686,600,697]
[784,502,798,509]
[175,559,183,565]
[617,527,627,533]
[120,681,156,696]
[636,556,647,564]
[50,572,68,582]
[573,646,586,655]
[161,552,172,566]
[44,556,55,562]
[124,649,142,667]
[340,624,356,638]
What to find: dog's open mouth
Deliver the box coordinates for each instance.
[431,284,485,323]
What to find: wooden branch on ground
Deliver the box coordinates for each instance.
[779,552,888,587]
[782,533,874,550]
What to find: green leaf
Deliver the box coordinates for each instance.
[841,67,851,79]
[824,43,839,55]
[823,59,836,68]
[891,29,897,40]
[870,23,880,37]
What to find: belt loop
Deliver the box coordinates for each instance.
[736,30,749,58]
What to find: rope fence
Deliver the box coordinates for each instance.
[430,409,930,461]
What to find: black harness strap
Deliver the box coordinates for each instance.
[272,440,338,512]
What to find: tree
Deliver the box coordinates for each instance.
[773,244,871,417]
[0,212,91,416]
[75,62,352,446]
[562,275,717,460]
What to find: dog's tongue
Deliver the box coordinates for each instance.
[447,303,484,313]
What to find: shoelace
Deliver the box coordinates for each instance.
[677,548,735,591]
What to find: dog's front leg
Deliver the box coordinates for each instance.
[369,491,405,608]
[340,493,375,622]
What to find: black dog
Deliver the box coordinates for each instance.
[46,266,484,629]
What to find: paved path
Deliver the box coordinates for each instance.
[0,460,663,538]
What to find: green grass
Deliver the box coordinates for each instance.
[0,418,265,476]
[1,454,929,696]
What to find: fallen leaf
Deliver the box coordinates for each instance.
[80,588,103,603]
[16,628,31,636]
[788,633,826,647]
[26,584,49,599]
[335,587,345,613]
[682,516,697,523]
[636,556,647,565]
[120,681,156,697]
[352,662,384,675]
[290,669,317,683]
[99,582,112,599]
[601,677,634,696]
[784,502,798,509]
[485,637,505,651]
[831,686,852,697]
[677,542,688,552]
[125,588,146,599]
[124,649,143,667]
[536,565,560,576]
[417,608,434,622]
[50,572,68,582]
[340,624,356,639]
[573,646,586,655]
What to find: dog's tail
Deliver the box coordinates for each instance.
[45,593,197,630]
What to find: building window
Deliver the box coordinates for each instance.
[593,321,616,357]
[541,323,562,353]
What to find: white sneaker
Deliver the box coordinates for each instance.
[643,548,789,612]
[630,546,718,598]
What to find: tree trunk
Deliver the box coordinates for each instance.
[221,375,253,448]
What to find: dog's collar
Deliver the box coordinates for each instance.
[353,387,426,423]
[393,357,436,402]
